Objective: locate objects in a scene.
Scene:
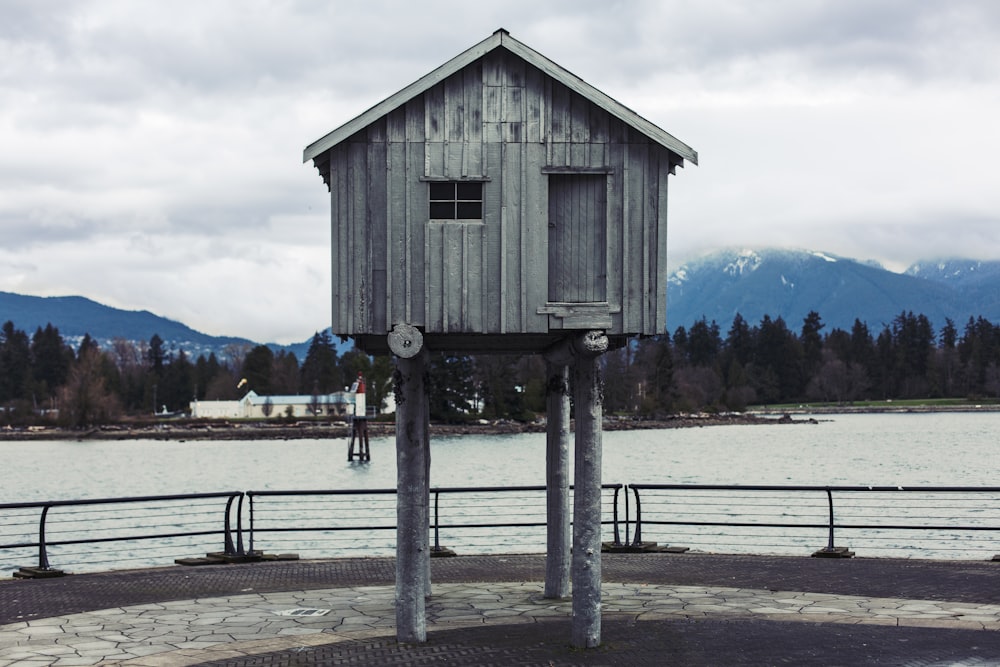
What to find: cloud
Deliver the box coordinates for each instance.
[1,1,999,343]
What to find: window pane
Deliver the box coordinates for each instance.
[455,181,482,200]
[429,201,455,218]
[456,201,482,219]
[429,182,454,201]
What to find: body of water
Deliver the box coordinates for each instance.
[3,412,998,571]
[3,412,997,504]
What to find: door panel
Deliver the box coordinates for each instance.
[547,174,608,303]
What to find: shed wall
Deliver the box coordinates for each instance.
[325,49,677,340]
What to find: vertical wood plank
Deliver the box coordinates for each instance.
[425,82,445,142]
[426,223,443,331]
[370,141,388,332]
[407,144,428,326]
[621,143,632,330]
[329,150,344,333]
[349,142,369,332]
[656,153,670,334]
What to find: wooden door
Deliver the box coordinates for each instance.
[547,174,607,303]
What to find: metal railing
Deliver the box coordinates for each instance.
[246,485,622,559]
[0,492,244,575]
[4,484,1000,575]
[627,484,1000,560]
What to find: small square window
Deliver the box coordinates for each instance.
[429,181,483,220]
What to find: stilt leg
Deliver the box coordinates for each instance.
[571,354,603,648]
[544,362,571,599]
[394,349,430,643]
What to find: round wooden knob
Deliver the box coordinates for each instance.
[388,323,424,358]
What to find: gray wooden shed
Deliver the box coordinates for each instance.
[305,29,696,650]
[304,28,697,354]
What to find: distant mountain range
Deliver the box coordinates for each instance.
[667,249,1000,334]
[0,291,343,360]
[5,249,999,356]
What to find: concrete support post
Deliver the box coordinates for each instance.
[571,353,603,649]
[393,344,430,644]
[543,361,571,599]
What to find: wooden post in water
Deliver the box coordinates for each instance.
[571,347,604,648]
[543,361,571,599]
[390,324,430,643]
[348,373,370,461]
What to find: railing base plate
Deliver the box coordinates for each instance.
[812,547,855,558]
[602,541,689,554]
[430,546,457,557]
[13,566,66,579]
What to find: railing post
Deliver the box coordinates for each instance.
[631,486,643,547]
[234,493,246,556]
[248,493,255,555]
[223,495,237,556]
[826,488,836,551]
[612,486,622,547]
[624,485,631,546]
[433,490,441,551]
[37,505,52,570]
[812,487,854,558]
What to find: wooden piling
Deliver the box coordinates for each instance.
[347,418,370,461]
[394,344,430,643]
[571,353,603,648]
[543,361,571,599]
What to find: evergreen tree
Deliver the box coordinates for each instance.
[755,316,803,401]
[366,355,394,415]
[686,318,722,367]
[159,349,194,411]
[147,334,166,375]
[800,311,825,379]
[30,324,72,401]
[428,353,475,421]
[300,331,340,393]
[475,354,526,420]
[0,321,31,405]
[725,313,755,367]
[241,345,275,395]
[271,350,300,395]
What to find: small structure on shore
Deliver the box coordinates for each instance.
[189,390,355,420]
[304,28,696,648]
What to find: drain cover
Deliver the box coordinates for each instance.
[274,608,331,617]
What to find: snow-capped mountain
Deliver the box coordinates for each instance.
[666,248,987,333]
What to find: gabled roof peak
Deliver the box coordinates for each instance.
[303,30,697,165]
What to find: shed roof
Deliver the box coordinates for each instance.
[303,28,697,165]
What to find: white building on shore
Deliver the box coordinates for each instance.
[189,390,356,420]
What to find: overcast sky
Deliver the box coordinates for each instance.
[2,1,999,344]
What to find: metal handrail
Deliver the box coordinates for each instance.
[0,492,244,572]
[627,484,1000,554]
[5,484,1000,574]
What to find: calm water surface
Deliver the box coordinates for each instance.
[4,412,998,503]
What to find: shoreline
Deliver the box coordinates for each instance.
[1,412,811,442]
[5,404,997,441]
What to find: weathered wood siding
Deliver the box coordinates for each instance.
[325,48,676,339]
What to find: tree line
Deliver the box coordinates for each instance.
[604,310,1000,414]
[423,310,1000,419]
[5,310,1000,427]
[0,326,391,427]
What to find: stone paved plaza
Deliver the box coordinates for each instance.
[4,554,1000,665]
